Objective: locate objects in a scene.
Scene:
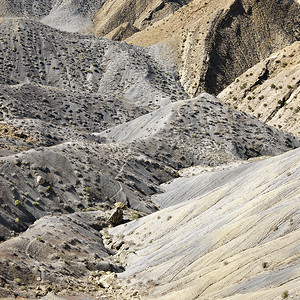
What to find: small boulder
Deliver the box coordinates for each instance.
[36,175,45,185]
[108,202,124,226]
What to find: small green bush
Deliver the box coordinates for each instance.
[36,236,43,242]
[240,83,247,89]
[281,290,289,299]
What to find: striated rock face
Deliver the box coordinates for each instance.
[218,42,300,136]
[109,147,300,300]
[125,0,300,96]
[198,0,300,95]
[88,0,190,38]
[1,0,299,98]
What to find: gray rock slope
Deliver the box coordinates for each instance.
[1,92,298,243]
[0,7,299,299]
[0,18,187,108]
[109,147,300,299]
[0,211,124,298]
[97,93,299,163]
[218,41,300,136]
[0,0,104,33]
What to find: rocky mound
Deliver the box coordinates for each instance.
[109,147,300,299]
[218,42,300,136]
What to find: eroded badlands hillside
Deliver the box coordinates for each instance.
[0,0,299,299]
[109,147,300,300]
[124,0,300,96]
[218,42,300,136]
[0,0,103,32]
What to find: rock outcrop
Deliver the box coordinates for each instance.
[218,42,300,136]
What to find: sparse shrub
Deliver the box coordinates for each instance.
[132,213,139,220]
[14,200,21,206]
[36,236,43,242]
[281,290,289,299]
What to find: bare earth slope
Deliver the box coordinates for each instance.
[0,0,103,32]
[0,1,299,299]
[125,0,300,96]
[88,0,190,40]
[218,42,300,136]
[2,92,298,240]
[109,147,300,300]
[97,93,299,163]
[0,18,187,108]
